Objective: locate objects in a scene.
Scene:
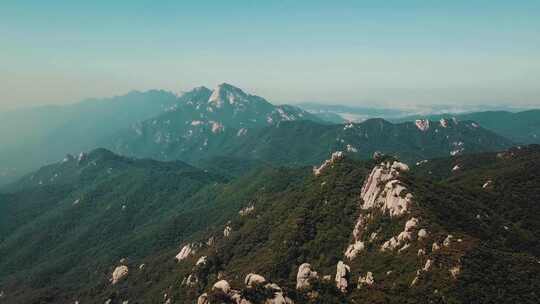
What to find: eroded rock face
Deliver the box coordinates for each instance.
[313,151,344,176]
[361,161,411,217]
[296,263,318,289]
[245,273,267,288]
[176,244,195,261]
[111,265,128,285]
[348,161,413,259]
[335,261,350,293]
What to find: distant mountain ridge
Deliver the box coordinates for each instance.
[108,114,514,167]
[393,110,540,144]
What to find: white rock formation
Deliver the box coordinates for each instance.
[196,256,207,266]
[360,161,412,217]
[432,242,441,251]
[213,280,231,294]
[482,180,493,189]
[358,272,374,288]
[415,119,430,131]
[296,263,318,289]
[175,244,195,261]
[381,217,419,252]
[405,217,419,231]
[439,118,449,128]
[345,241,365,260]
[418,249,426,256]
[111,265,128,285]
[417,229,428,240]
[245,273,267,287]
[224,225,232,238]
[443,235,453,247]
[346,144,358,153]
[239,205,255,216]
[398,243,411,253]
[313,151,344,176]
[335,261,350,293]
[452,165,460,171]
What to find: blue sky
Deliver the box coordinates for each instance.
[1,0,539,110]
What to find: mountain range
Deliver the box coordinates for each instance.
[0,84,525,186]
[0,84,539,303]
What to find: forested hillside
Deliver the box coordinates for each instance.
[1,147,539,303]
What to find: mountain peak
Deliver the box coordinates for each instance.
[208,83,249,107]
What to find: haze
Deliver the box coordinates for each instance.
[1,0,540,111]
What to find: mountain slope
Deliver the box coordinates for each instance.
[2,147,539,303]
[47,147,537,304]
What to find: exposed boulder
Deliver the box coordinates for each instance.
[417,229,428,240]
[443,235,453,247]
[296,263,318,289]
[381,217,419,252]
[111,265,128,285]
[213,280,231,294]
[245,273,267,288]
[335,261,350,293]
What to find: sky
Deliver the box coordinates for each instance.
[1,0,540,111]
